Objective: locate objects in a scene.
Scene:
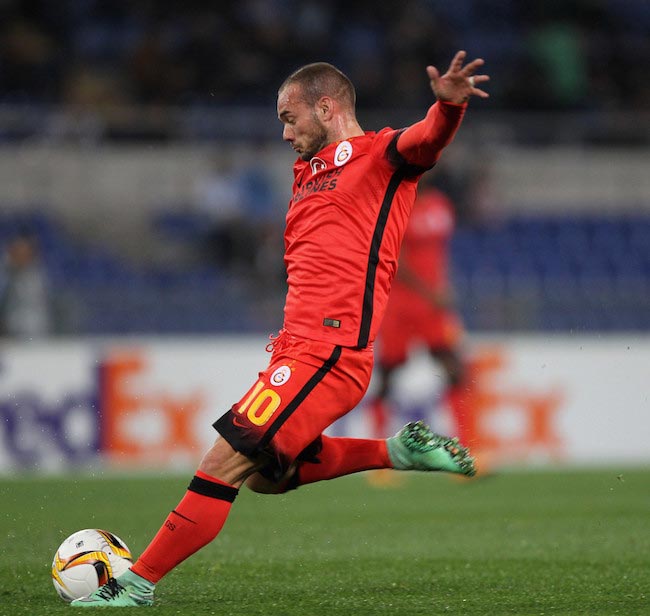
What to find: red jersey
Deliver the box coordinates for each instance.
[282,102,465,349]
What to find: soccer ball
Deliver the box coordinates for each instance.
[51,528,133,602]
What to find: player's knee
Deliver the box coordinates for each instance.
[245,465,298,495]
[198,438,258,486]
[432,349,465,386]
[245,474,281,494]
[448,365,465,386]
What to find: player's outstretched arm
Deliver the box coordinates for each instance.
[397,51,489,167]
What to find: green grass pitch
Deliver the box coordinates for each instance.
[1,468,648,615]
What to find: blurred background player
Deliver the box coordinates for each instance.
[0,232,52,339]
[369,178,471,466]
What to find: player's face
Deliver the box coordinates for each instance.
[277,84,328,161]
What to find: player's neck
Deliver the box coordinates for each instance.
[328,115,365,144]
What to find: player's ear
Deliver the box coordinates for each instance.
[317,96,334,121]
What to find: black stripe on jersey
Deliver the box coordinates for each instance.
[258,345,342,449]
[386,129,435,177]
[355,133,432,349]
[356,168,407,349]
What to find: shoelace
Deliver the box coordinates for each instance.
[96,577,125,601]
[265,328,290,353]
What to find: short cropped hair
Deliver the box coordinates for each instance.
[279,62,356,110]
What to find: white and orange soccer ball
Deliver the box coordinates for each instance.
[51,529,133,602]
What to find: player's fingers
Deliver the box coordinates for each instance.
[470,74,490,86]
[426,65,440,83]
[448,50,467,73]
[471,86,490,98]
[462,57,485,75]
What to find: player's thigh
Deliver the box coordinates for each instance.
[213,343,373,478]
[270,346,372,458]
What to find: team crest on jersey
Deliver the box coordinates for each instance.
[334,141,353,166]
[310,157,327,174]
[270,365,292,386]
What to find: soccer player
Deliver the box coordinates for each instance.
[72,50,489,607]
[369,182,471,451]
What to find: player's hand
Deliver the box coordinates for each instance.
[426,50,489,104]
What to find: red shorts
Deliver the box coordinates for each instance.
[378,294,463,368]
[213,331,374,481]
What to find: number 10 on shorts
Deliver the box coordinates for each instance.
[236,381,281,426]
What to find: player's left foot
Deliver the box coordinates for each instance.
[387,420,476,477]
[70,571,154,607]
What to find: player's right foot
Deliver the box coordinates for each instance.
[70,571,155,607]
[387,420,476,477]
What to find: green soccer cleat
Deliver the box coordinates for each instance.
[387,420,476,477]
[70,571,155,608]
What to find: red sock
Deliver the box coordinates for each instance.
[131,471,238,583]
[368,397,390,439]
[296,435,391,486]
[446,383,471,446]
